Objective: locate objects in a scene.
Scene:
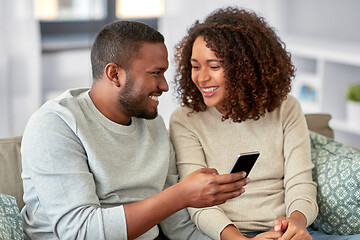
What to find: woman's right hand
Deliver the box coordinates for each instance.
[177,168,249,208]
[250,231,284,240]
[221,224,283,240]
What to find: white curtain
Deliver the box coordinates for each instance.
[0,0,41,137]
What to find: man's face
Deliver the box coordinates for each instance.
[118,42,169,120]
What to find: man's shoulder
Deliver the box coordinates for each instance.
[38,88,89,112]
[25,88,90,133]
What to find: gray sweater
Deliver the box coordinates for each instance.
[21,88,211,240]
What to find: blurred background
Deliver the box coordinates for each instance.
[0,0,359,149]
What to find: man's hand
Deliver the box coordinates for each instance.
[273,211,312,240]
[177,168,249,208]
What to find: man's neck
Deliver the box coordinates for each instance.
[89,83,132,126]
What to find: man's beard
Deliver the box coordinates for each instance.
[118,71,158,120]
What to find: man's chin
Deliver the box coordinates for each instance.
[135,109,158,120]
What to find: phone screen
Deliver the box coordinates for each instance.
[229,151,260,176]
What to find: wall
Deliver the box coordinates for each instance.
[0,0,41,138]
[285,0,360,42]
[41,49,92,102]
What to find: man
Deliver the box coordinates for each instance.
[20,20,248,240]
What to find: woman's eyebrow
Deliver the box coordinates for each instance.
[190,59,220,63]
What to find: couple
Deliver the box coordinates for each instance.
[20,7,359,240]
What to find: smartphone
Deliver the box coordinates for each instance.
[229,151,260,176]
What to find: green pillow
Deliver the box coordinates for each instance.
[0,193,23,240]
[309,131,360,235]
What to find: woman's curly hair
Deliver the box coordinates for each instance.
[174,7,295,122]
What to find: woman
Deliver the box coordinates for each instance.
[169,7,359,240]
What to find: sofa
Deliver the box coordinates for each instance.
[0,114,359,238]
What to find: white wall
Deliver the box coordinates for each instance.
[41,49,92,101]
[0,0,41,137]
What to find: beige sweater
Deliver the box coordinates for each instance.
[169,96,318,240]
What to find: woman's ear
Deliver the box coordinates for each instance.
[104,62,125,88]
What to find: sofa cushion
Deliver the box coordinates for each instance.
[309,131,360,235]
[0,193,23,240]
[0,136,24,210]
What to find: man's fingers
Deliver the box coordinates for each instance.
[220,178,249,193]
[213,189,245,203]
[199,168,219,175]
[215,172,247,185]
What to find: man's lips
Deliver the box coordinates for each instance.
[149,95,159,101]
[149,91,162,105]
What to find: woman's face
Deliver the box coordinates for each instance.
[190,36,227,113]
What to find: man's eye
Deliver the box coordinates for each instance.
[151,71,160,75]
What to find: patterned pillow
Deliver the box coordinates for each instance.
[309,131,360,235]
[0,194,23,240]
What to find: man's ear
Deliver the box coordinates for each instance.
[104,62,125,88]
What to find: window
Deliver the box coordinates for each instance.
[35,0,105,20]
[116,0,164,18]
[35,0,164,51]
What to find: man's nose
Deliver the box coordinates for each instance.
[158,74,169,92]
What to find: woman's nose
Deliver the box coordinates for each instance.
[198,69,211,82]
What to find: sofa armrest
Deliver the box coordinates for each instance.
[305,114,334,139]
[0,137,24,210]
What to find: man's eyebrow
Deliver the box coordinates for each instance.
[155,67,167,71]
[149,67,167,71]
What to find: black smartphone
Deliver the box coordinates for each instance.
[229,151,260,176]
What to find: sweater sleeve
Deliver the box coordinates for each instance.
[169,109,233,240]
[21,110,127,240]
[281,97,318,226]
[159,141,213,240]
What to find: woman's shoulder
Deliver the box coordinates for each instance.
[170,106,194,121]
[280,95,302,113]
[284,94,300,105]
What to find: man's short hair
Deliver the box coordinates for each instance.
[91,20,165,80]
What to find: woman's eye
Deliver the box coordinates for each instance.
[191,65,200,69]
[210,66,220,70]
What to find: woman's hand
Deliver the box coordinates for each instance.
[220,223,283,240]
[273,211,312,240]
[250,231,284,240]
[177,168,249,208]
